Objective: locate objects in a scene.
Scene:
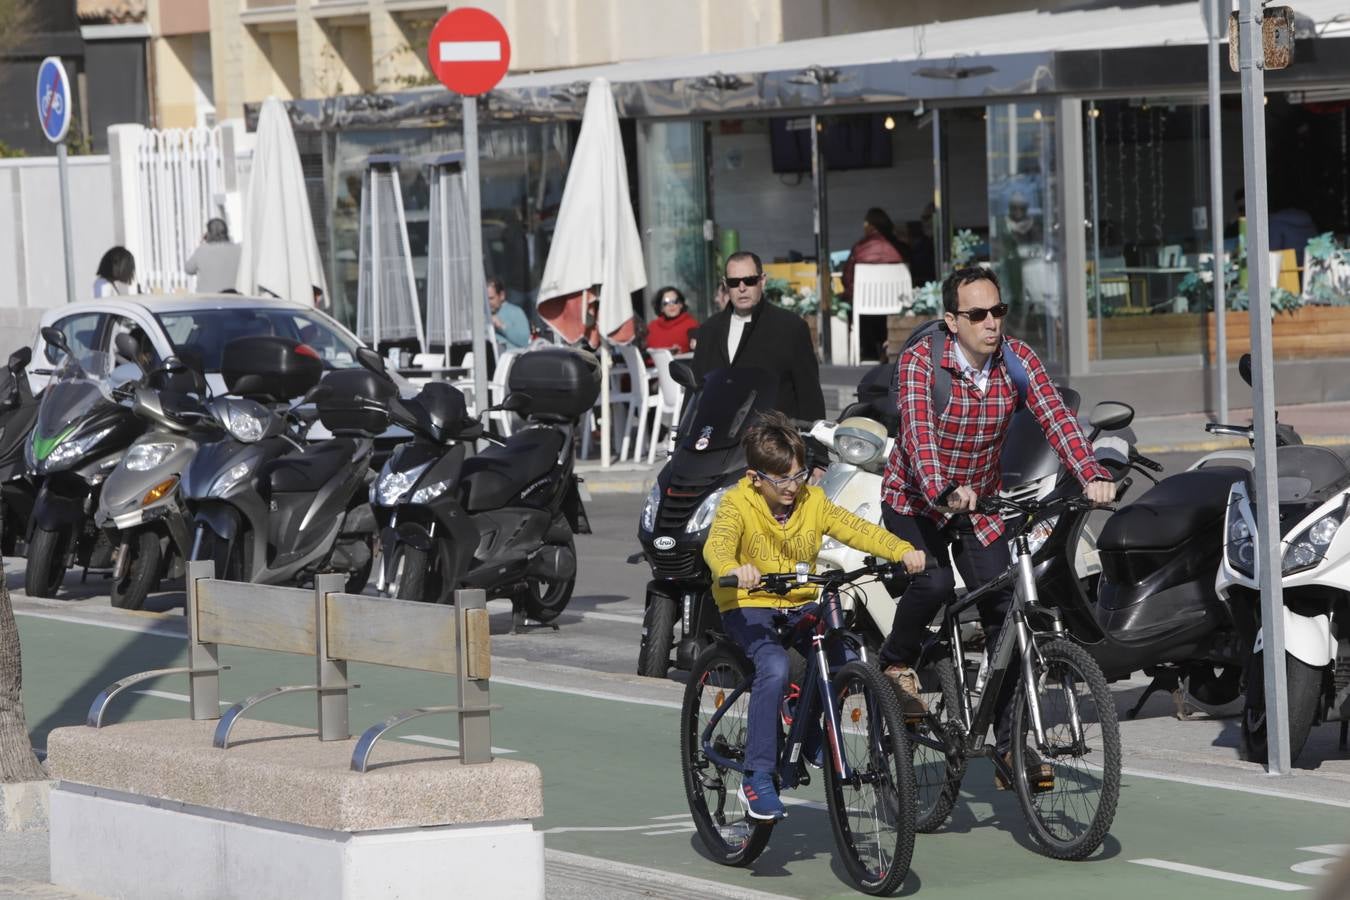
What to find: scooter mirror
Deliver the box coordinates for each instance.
[7,346,31,373]
[669,361,698,392]
[304,383,334,405]
[1238,353,1253,387]
[41,326,71,358]
[356,347,386,374]
[1088,401,1135,432]
[498,391,531,414]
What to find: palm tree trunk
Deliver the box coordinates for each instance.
[0,565,43,782]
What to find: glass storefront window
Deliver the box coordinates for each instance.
[987,101,1065,370]
[638,121,712,320]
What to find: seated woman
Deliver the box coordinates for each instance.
[646,286,699,354]
[841,207,907,302]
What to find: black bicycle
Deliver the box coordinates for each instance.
[905,493,1122,860]
[681,560,920,896]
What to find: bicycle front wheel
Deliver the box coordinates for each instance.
[1011,638,1121,860]
[823,661,918,896]
[679,645,774,866]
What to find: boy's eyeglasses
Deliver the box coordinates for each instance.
[755,469,809,490]
[952,302,1009,323]
[723,275,762,289]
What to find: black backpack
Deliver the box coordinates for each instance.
[888,319,1028,420]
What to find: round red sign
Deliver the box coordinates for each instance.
[427,8,512,97]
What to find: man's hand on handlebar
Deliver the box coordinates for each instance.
[938,485,978,514]
[1084,479,1116,506]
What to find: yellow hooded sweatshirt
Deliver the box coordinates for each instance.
[704,476,916,613]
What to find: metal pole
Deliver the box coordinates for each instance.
[1238,0,1290,776]
[370,167,382,353]
[463,96,490,418]
[57,142,76,303]
[810,113,831,363]
[1208,0,1229,422]
[932,109,947,273]
[1088,101,1104,361]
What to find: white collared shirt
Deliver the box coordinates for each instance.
[727,311,751,361]
[951,341,994,395]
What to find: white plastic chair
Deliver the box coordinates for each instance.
[451,351,478,416]
[488,348,525,436]
[614,342,655,463]
[646,348,685,464]
[850,263,913,365]
[1158,244,1184,267]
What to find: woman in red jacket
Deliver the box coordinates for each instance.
[841,207,908,302]
[646,286,699,354]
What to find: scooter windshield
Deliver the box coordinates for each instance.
[34,351,119,443]
[679,367,778,452]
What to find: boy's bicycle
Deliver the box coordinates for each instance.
[681,559,920,896]
[906,492,1122,860]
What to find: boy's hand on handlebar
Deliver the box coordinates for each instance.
[900,550,926,574]
[729,564,761,590]
[1084,479,1116,506]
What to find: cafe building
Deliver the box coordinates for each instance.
[275,1,1350,412]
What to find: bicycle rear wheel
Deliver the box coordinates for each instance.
[680,645,774,866]
[1011,638,1121,860]
[823,661,917,896]
[910,656,966,833]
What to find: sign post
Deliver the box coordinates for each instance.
[428,8,512,417]
[37,57,76,304]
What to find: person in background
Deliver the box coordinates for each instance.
[646,286,699,354]
[907,204,938,287]
[489,277,530,350]
[713,280,731,312]
[185,218,243,293]
[93,247,136,297]
[841,207,907,302]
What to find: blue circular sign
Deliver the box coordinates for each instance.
[36,57,71,144]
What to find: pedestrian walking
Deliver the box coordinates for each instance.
[185,218,243,293]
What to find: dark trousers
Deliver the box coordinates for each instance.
[721,603,851,776]
[879,507,1018,752]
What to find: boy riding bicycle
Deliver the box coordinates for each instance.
[704,410,926,821]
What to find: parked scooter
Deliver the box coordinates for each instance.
[95,337,216,609]
[373,347,596,625]
[0,346,39,556]
[634,364,779,677]
[1212,354,1350,764]
[186,337,380,592]
[24,327,145,598]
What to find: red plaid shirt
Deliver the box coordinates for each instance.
[881,335,1110,545]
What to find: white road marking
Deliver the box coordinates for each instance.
[649,813,693,821]
[132,689,228,707]
[782,796,827,812]
[1121,766,1350,810]
[492,675,682,710]
[641,827,696,836]
[439,41,501,63]
[1131,859,1310,891]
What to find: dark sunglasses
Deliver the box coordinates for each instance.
[723,275,762,289]
[953,303,1009,323]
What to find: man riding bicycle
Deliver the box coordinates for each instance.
[879,266,1114,788]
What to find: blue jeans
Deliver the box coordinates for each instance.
[721,603,852,777]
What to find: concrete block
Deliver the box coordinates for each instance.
[0,779,51,832]
[51,785,544,900]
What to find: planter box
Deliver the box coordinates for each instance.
[885,315,931,359]
[1085,306,1350,361]
[805,316,851,364]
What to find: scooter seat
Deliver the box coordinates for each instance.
[262,439,359,494]
[460,427,564,512]
[1098,466,1247,552]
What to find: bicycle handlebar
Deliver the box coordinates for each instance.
[717,557,938,594]
[975,489,1119,518]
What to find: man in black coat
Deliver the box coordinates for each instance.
[692,251,825,422]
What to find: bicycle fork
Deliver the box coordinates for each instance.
[811,633,851,781]
[1014,551,1050,751]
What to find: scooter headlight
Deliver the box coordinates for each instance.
[833,419,887,467]
[411,479,451,505]
[685,486,729,534]
[224,405,268,443]
[45,426,115,469]
[375,462,431,507]
[211,461,254,498]
[125,441,176,472]
[1283,512,1344,575]
[640,483,660,533]
[1225,487,1255,576]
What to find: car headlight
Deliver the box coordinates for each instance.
[411,479,451,505]
[640,483,660,533]
[685,486,729,534]
[833,419,887,467]
[1283,511,1344,575]
[211,461,254,498]
[45,426,115,469]
[375,462,431,507]
[224,405,268,443]
[125,441,176,472]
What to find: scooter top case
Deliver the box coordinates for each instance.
[1095,465,1248,652]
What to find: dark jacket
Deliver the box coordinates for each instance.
[692,299,825,422]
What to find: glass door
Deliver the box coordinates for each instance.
[638,121,713,319]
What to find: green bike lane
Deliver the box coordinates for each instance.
[15,610,1350,899]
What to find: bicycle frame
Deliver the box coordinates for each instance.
[700,591,858,789]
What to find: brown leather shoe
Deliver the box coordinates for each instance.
[883,665,928,718]
[995,750,1055,793]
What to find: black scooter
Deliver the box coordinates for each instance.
[0,346,39,556]
[634,364,779,677]
[373,348,595,626]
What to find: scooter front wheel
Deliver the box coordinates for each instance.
[1241,650,1321,766]
[389,545,430,603]
[24,527,68,598]
[110,530,160,611]
[637,595,676,678]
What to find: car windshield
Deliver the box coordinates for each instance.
[154,307,362,373]
[35,350,118,440]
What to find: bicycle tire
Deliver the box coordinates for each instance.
[911,655,966,833]
[1011,638,1121,860]
[823,660,917,895]
[679,645,774,866]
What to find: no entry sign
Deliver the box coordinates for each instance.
[428,8,511,96]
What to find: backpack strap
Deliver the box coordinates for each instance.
[927,332,952,419]
[1001,340,1029,410]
